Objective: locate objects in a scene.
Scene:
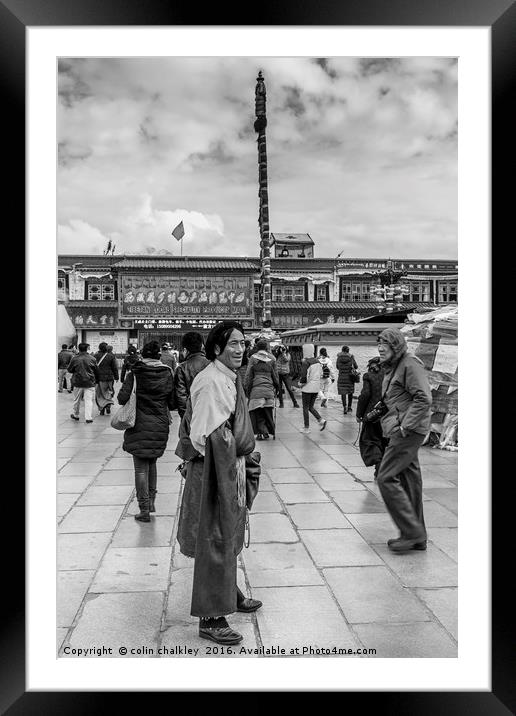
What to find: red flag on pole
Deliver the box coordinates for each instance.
[172,221,185,241]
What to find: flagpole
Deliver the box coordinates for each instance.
[181,236,183,257]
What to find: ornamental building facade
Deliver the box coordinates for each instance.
[58,234,457,353]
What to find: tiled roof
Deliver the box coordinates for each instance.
[58,256,116,269]
[271,233,314,244]
[255,301,434,311]
[270,258,335,270]
[112,257,260,271]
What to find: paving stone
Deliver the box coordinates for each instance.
[127,493,178,516]
[312,473,366,492]
[112,516,175,548]
[94,470,135,486]
[57,628,69,653]
[58,462,104,477]
[353,621,457,657]
[342,466,377,482]
[76,485,134,506]
[58,458,70,470]
[71,451,116,463]
[267,467,314,484]
[428,528,458,561]
[324,566,431,623]
[422,500,457,527]
[375,543,457,588]
[256,473,274,491]
[58,533,112,570]
[260,449,300,468]
[65,592,164,656]
[320,444,362,456]
[334,456,373,469]
[250,492,284,513]
[162,567,258,656]
[243,543,324,587]
[249,513,299,543]
[57,570,95,626]
[58,505,125,533]
[331,490,385,514]
[286,502,353,529]
[275,483,330,504]
[57,477,93,493]
[300,529,383,567]
[415,587,458,640]
[252,586,358,653]
[344,513,399,544]
[421,476,457,489]
[103,457,135,470]
[91,546,173,592]
[155,476,183,494]
[423,488,458,514]
[57,494,80,518]
[57,447,82,458]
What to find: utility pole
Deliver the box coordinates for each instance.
[254,71,272,329]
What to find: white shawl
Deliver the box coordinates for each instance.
[189,360,237,456]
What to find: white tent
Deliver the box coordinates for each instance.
[57,305,76,349]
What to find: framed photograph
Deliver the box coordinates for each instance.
[11,0,508,709]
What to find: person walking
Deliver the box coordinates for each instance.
[120,345,139,383]
[117,341,175,522]
[175,321,262,645]
[160,343,178,373]
[173,331,210,419]
[299,354,327,434]
[356,357,389,479]
[94,342,119,416]
[375,327,432,553]
[275,345,300,408]
[67,343,100,424]
[317,347,335,408]
[336,345,358,414]
[244,338,280,440]
[57,344,73,393]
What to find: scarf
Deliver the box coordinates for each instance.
[189,361,237,456]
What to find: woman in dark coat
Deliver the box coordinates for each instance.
[117,341,174,522]
[336,345,358,414]
[94,341,119,415]
[120,344,139,382]
[244,339,280,440]
[356,357,389,478]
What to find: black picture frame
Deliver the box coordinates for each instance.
[11,0,510,711]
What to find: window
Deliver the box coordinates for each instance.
[409,281,430,302]
[424,264,429,269]
[316,285,327,301]
[280,248,290,257]
[272,284,305,302]
[254,285,261,302]
[438,282,458,303]
[88,284,101,300]
[57,276,67,301]
[432,264,437,269]
[102,284,115,300]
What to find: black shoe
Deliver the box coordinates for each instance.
[106,406,111,415]
[293,403,300,408]
[256,434,263,441]
[199,624,243,645]
[343,409,347,415]
[70,414,79,421]
[99,408,105,415]
[237,597,263,613]
[262,433,269,440]
[68,390,73,393]
[388,537,426,552]
[135,511,150,522]
[278,404,284,408]
[85,420,93,423]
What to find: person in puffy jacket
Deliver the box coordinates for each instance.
[275,345,300,408]
[173,332,210,419]
[120,345,139,382]
[356,357,388,478]
[68,343,100,423]
[298,356,327,433]
[117,341,175,522]
[244,339,280,440]
[94,342,119,416]
[375,327,432,553]
[57,344,74,392]
[336,346,358,414]
[317,347,335,408]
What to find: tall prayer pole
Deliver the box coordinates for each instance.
[254,71,272,328]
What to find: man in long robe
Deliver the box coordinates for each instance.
[175,321,262,645]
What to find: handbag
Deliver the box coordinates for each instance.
[110,374,137,430]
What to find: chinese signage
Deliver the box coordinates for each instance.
[120,275,253,319]
[134,318,254,330]
[67,306,120,328]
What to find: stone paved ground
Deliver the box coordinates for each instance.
[57,387,458,659]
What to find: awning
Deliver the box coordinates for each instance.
[57,304,76,348]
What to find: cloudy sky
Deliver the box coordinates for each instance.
[58,57,457,259]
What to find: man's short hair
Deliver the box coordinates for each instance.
[182,331,204,354]
[341,345,350,353]
[78,343,89,352]
[61,343,68,349]
[141,341,161,359]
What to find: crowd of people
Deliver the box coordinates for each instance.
[58,322,432,644]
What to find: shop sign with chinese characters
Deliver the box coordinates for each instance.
[67,306,119,328]
[120,275,253,319]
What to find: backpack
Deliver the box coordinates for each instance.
[320,361,330,380]
[306,361,323,383]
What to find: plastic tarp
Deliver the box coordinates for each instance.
[402,306,458,449]
[57,304,76,349]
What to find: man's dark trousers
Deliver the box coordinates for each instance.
[278,374,298,407]
[377,430,427,540]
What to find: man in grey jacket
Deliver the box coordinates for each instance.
[375,327,432,553]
